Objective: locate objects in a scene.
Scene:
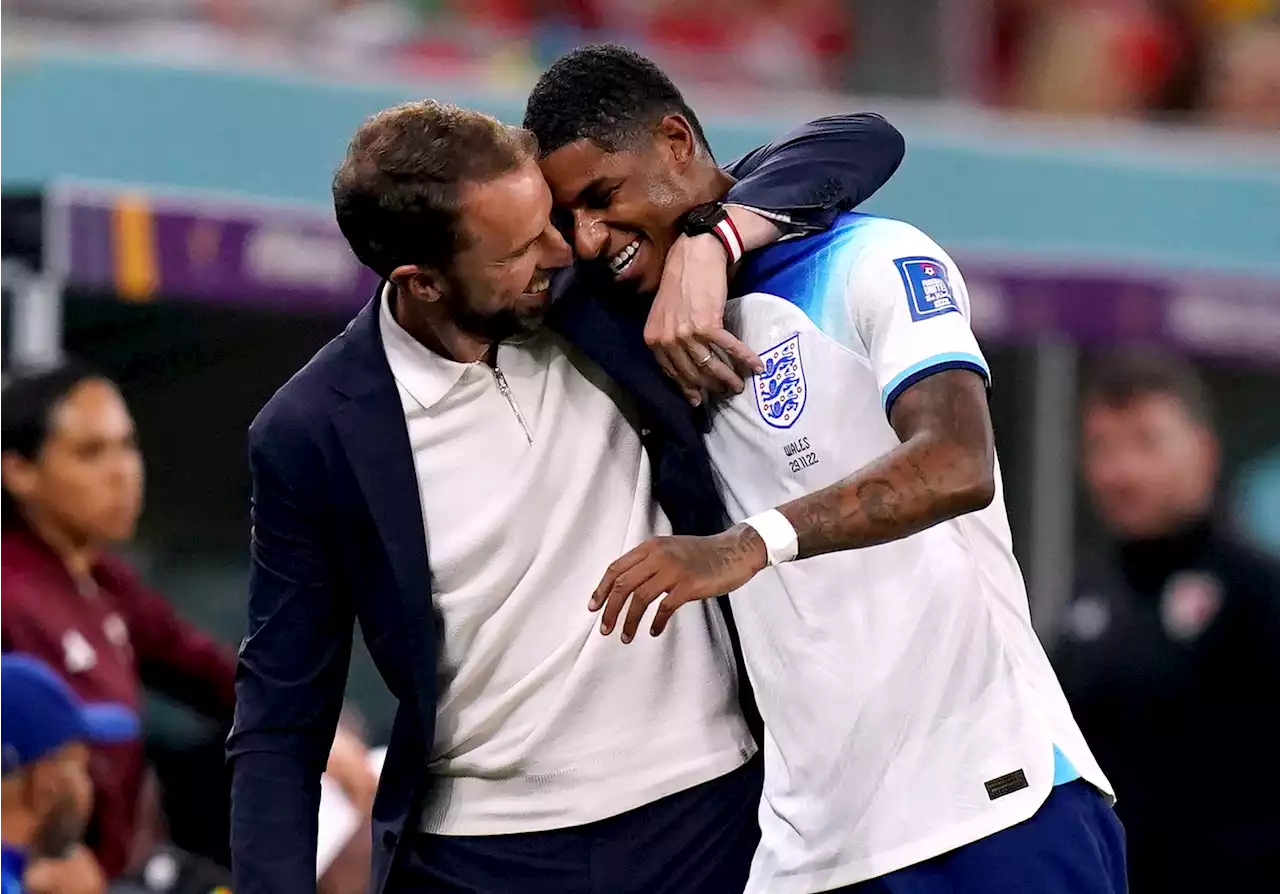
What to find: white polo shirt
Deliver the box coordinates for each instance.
[704,215,1112,893]
[377,286,755,835]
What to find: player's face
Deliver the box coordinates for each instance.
[2,379,144,545]
[1082,393,1217,539]
[539,117,702,296]
[27,743,95,858]
[421,159,573,342]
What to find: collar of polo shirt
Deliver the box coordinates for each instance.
[379,282,475,411]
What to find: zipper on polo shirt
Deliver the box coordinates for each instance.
[491,365,533,444]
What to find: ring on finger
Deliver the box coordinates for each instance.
[695,351,714,367]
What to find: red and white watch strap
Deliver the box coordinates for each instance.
[712,216,745,264]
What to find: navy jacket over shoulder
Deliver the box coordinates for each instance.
[227,113,904,894]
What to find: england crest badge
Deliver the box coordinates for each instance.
[754,334,806,429]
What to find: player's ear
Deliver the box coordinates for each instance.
[390,265,444,304]
[657,115,698,168]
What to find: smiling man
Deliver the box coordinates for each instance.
[229,94,906,894]
[526,45,1126,894]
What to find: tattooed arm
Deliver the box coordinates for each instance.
[591,226,994,642]
[589,369,995,642]
[777,368,995,559]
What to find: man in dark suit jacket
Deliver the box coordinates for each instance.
[227,96,903,894]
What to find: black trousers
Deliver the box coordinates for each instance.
[391,756,763,894]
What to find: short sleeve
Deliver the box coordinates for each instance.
[845,226,990,415]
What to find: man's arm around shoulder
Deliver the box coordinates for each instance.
[646,112,906,399]
[228,394,356,894]
[725,112,906,225]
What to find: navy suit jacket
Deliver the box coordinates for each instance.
[227,113,905,894]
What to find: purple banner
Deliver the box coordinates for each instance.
[55,191,375,311]
[48,184,1280,364]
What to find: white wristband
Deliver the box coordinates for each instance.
[742,509,799,566]
[712,217,745,264]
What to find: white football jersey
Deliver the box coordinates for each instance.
[707,214,1112,893]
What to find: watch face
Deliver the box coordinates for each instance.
[683,202,725,233]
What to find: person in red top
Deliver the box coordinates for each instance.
[0,362,377,890]
[2,362,235,883]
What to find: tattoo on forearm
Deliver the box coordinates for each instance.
[855,479,900,526]
[780,370,994,559]
[684,526,761,577]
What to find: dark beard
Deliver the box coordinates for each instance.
[33,790,88,859]
[441,271,546,343]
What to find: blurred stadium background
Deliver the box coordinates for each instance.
[2,0,1278,886]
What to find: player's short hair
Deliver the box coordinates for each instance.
[523,44,711,157]
[333,100,538,278]
[1082,349,1214,427]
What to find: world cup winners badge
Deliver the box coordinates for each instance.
[754,334,807,429]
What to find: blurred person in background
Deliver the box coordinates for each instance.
[1201,18,1280,129]
[1054,349,1280,892]
[1000,0,1189,117]
[2,653,139,894]
[994,0,1280,123]
[1,363,377,891]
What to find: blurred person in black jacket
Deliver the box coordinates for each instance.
[1054,349,1280,892]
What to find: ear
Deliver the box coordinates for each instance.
[1,451,39,504]
[656,114,699,167]
[389,265,444,304]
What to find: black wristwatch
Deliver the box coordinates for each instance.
[679,202,744,264]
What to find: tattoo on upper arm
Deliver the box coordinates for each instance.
[782,370,993,559]
[888,368,990,450]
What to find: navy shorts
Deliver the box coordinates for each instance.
[390,755,763,894]
[828,780,1127,894]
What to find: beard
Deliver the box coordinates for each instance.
[33,790,88,859]
[440,270,547,344]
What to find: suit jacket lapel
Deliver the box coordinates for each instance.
[330,298,433,706]
[548,278,702,446]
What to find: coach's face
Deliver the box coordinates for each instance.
[539,115,702,295]
[395,158,572,341]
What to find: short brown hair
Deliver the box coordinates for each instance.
[1082,348,1214,427]
[333,100,538,278]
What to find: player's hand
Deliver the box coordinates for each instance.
[646,233,764,406]
[590,525,767,642]
[327,724,378,815]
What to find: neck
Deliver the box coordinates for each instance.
[20,508,99,585]
[689,162,735,207]
[392,285,493,365]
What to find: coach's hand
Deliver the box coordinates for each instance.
[647,233,763,405]
[591,525,767,642]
